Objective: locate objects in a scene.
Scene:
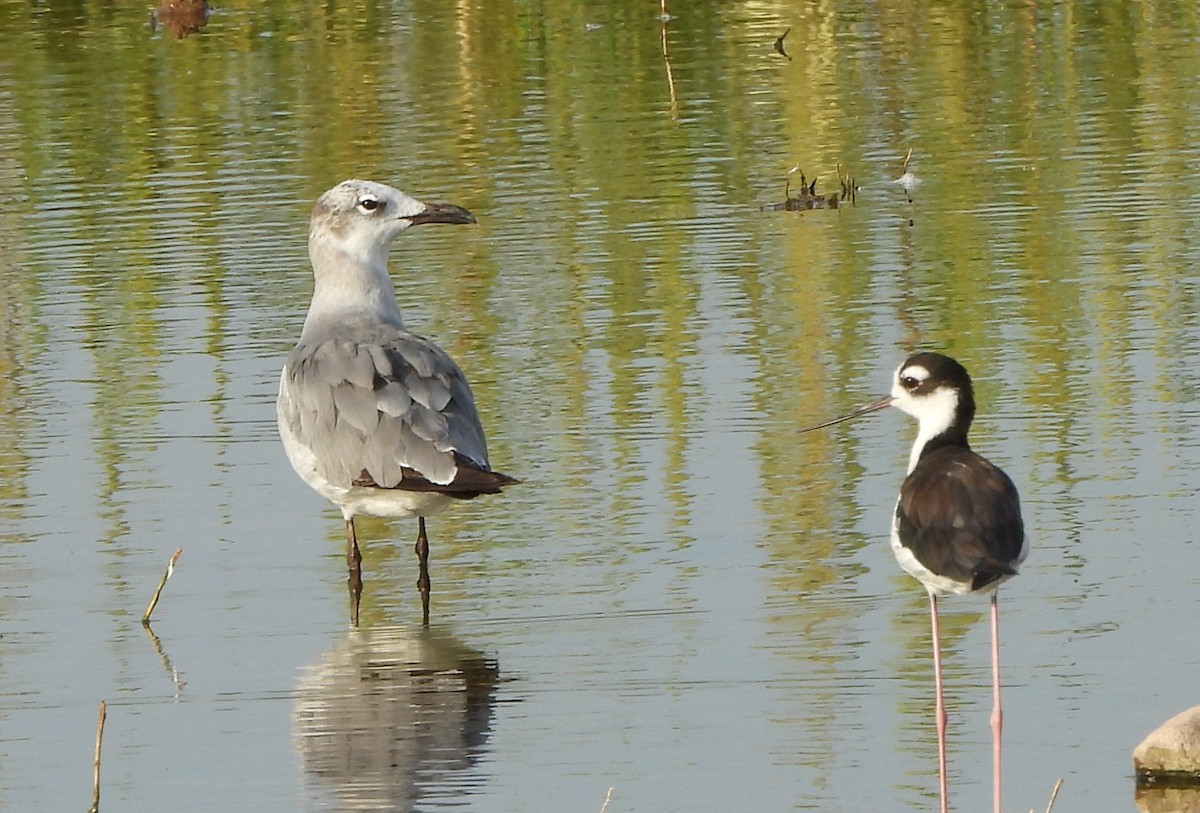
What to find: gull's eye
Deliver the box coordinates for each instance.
[356,195,382,213]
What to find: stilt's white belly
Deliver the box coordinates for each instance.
[890,526,978,596]
[889,500,1022,597]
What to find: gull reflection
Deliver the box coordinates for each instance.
[293,625,499,812]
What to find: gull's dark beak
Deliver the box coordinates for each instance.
[800,394,893,432]
[406,202,476,226]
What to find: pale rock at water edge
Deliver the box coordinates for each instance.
[1135,704,1200,781]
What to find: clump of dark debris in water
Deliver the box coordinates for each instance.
[762,164,858,211]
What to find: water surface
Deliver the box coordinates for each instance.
[1,1,1198,811]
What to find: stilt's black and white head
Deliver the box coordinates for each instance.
[888,352,977,473]
[801,352,975,443]
[801,352,979,468]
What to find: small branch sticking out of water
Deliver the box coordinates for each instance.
[774,27,792,60]
[599,787,614,813]
[1031,777,1064,813]
[142,547,183,625]
[89,700,107,813]
[659,0,678,120]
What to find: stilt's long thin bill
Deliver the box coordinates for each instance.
[930,592,949,813]
[799,395,893,432]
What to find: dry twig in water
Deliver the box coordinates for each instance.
[774,27,791,60]
[599,786,614,813]
[142,547,183,625]
[659,0,678,120]
[89,700,107,813]
[1031,777,1064,813]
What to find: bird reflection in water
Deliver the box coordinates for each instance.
[293,625,499,811]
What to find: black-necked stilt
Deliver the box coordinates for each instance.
[804,352,1027,813]
[277,180,518,627]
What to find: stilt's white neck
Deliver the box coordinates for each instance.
[899,387,960,473]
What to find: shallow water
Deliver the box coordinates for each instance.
[1,1,1199,811]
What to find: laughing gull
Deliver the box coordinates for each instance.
[277,179,517,626]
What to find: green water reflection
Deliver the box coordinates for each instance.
[0,0,1198,810]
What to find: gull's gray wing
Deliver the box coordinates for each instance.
[279,329,493,490]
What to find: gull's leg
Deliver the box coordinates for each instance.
[930,592,949,813]
[991,591,1003,813]
[346,518,362,628]
[415,517,430,625]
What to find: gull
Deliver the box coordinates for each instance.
[277,179,517,626]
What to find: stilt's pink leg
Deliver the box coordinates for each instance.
[991,591,1003,813]
[930,592,948,813]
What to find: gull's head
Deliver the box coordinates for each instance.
[309,179,476,265]
[889,352,976,435]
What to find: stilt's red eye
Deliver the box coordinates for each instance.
[901,375,920,390]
